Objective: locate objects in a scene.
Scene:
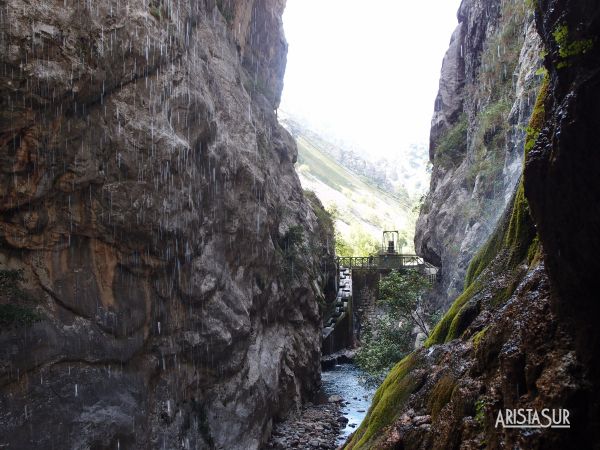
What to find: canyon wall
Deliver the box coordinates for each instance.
[416,0,542,307]
[0,1,335,449]
[346,0,600,448]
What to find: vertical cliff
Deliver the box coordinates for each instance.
[345,0,600,448]
[416,0,542,306]
[0,1,335,449]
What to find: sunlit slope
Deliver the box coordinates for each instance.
[295,135,417,253]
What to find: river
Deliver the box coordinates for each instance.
[320,364,377,446]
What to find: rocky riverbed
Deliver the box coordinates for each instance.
[264,364,376,449]
[264,400,345,449]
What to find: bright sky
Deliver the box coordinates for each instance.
[281,0,462,160]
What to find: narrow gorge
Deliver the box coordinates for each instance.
[1,0,599,449]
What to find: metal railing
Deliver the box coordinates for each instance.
[336,254,439,282]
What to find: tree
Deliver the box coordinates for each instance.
[356,270,435,380]
[378,269,433,337]
[355,315,413,381]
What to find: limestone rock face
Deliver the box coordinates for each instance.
[416,0,542,307]
[0,1,334,449]
[344,0,600,448]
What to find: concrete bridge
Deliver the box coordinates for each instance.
[322,231,439,356]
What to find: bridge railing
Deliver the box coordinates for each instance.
[336,254,439,282]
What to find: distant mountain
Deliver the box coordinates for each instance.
[280,115,429,254]
[280,113,430,201]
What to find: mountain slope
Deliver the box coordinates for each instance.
[288,127,420,254]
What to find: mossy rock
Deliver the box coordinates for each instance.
[426,73,549,347]
[428,375,457,420]
[425,280,482,347]
[472,326,489,351]
[446,299,480,341]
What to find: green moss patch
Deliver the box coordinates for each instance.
[472,327,489,350]
[425,280,482,346]
[426,70,550,347]
[524,76,549,155]
[428,375,457,420]
[553,23,594,68]
[0,304,41,329]
[434,113,468,168]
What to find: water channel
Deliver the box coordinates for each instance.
[320,364,377,446]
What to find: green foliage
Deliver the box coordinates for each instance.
[355,315,412,381]
[475,398,486,427]
[335,223,379,257]
[472,326,488,350]
[426,70,548,347]
[304,190,334,234]
[467,97,512,196]
[524,75,549,155]
[149,0,168,21]
[347,354,422,450]
[0,305,41,328]
[428,375,456,420]
[278,225,305,281]
[478,0,526,100]
[553,23,594,68]
[434,114,468,168]
[379,270,434,335]
[505,182,537,265]
[281,225,304,250]
[527,235,541,266]
[425,280,481,346]
[524,0,537,12]
[334,231,353,257]
[0,269,41,330]
[357,270,434,379]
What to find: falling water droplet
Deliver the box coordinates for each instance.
[75,384,78,397]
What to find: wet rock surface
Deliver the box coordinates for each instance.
[265,364,375,450]
[0,1,335,449]
[345,0,600,448]
[416,0,542,308]
[263,401,344,450]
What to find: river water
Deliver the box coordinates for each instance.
[320,364,377,446]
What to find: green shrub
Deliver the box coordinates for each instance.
[434,114,468,168]
[355,315,412,381]
[475,398,486,427]
[0,269,41,330]
[0,304,41,328]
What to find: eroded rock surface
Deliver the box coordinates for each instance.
[0,1,335,449]
[416,0,543,307]
[345,0,600,448]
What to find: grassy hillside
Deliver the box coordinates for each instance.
[294,134,419,255]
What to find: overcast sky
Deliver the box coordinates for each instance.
[280,0,462,160]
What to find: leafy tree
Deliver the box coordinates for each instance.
[348,224,379,256]
[334,230,353,257]
[379,269,434,336]
[355,315,412,381]
[356,270,436,380]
